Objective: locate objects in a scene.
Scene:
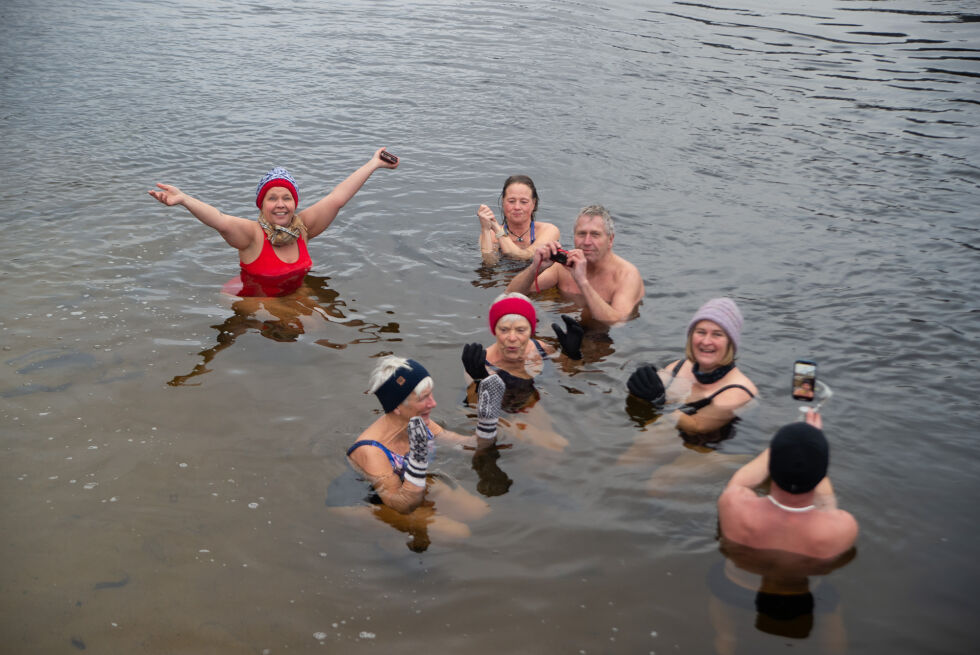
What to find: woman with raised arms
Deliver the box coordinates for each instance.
[148,148,398,296]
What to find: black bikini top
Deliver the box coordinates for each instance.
[666,360,755,415]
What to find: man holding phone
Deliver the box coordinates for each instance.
[717,411,859,559]
[505,205,644,326]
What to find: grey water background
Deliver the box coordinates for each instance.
[1,0,978,652]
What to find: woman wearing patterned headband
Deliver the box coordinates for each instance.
[337,356,503,550]
[348,356,504,510]
[148,148,397,296]
[627,297,757,436]
[477,175,560,265]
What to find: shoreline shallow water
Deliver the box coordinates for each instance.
[2,1,978,652]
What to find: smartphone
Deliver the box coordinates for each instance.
[379,150,398,164]
[792,360,817,401]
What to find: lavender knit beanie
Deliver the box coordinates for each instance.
[687,298,743,352]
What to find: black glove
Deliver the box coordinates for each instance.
[627,365,666,405]
[552,315,584,360]
[461,342,489,380]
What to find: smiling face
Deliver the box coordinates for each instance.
[260,186,297,226]
[687,320,734,371]
[502,183,537,225]
[573,214,613,263]
[494,316,533,363]
[396,384,438,422]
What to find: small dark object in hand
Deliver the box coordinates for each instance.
[379,150,398,164]
[550,249,569,265]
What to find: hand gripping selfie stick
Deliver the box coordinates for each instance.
[798,380,833,416]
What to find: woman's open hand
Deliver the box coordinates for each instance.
[148,183,186,207]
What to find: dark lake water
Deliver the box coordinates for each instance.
[1,1,978,653]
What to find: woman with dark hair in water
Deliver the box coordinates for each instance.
[477,174,560,264]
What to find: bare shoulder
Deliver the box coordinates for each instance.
[612,254,644,294]
[534,221,561,242]
[612,253,641,276]
[424,417,444,436]
[347,440,392,478]
[808,510,860,558]
[717,486,762,538]
[726,369,758,397]
[296,210,315,237]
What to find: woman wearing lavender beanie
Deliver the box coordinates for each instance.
[628,298,757,435]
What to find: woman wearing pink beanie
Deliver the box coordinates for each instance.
[627,297,757,435]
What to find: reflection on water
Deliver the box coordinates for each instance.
[1,0,978,652]
[709,538,857,651]
[167,275,401,386]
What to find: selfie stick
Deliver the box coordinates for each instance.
[799,380,832,416]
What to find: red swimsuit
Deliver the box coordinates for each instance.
[227,235,312,297]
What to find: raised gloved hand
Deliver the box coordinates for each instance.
[552,314,584,360]
[627,365,666,405]
[476,374,506,441]
[404,417,430,489]
[462,342,490,380]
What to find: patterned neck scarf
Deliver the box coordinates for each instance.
[258,215,305,247]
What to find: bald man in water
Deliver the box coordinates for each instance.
[717,411,858,560]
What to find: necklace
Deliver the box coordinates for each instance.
[766,494,816,513]
[504,220,535,243]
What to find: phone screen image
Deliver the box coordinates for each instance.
[792,360,817,401]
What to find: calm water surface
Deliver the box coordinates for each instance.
[1,1,978,653]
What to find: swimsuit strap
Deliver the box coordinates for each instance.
[660,358,687,395]
[346,440,405,473]
[530,220,535,243]
[705,384,755,401]
[486,361,524,386]
[531,338,548,358]
[665,360,753,402]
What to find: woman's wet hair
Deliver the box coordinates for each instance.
[576,204,614,238]
[500,174,539,221]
